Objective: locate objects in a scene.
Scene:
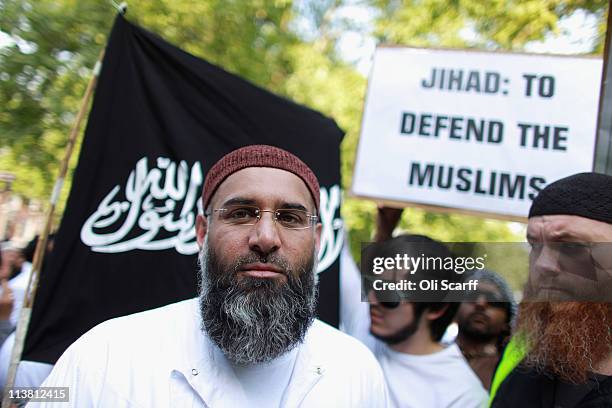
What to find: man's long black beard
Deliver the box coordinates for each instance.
[198,240,317,365]
[371,306,423,345]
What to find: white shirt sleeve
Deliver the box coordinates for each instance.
[26,326,136,408]
[366,359,391,408]
[339,242,379,352]
[26,337,100,407]
[448,384,489,408]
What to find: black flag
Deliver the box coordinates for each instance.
[24,14,344,364]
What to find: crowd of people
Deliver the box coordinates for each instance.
[1,145,610,407]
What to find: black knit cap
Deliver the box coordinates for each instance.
[528,172,612,224]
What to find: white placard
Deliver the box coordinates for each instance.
[352,47,603,219]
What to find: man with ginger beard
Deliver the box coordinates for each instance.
[490,172,612,407]
[34,145,387,407]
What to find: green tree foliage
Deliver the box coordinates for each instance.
[371,0,607,50]
[0,0,607,255]
[0,1,111,197]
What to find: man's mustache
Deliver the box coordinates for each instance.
[232,253,290,277]
[468,311,490,322]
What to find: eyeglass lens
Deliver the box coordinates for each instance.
[216,205,314,229]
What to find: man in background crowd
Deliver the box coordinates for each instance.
[0,242,23,329]
[0,242,26,282]
[0,245,14,347]
[0,234,56,391]
[491,172,612,407]
[455,269,515,390]
[361,234,488,407]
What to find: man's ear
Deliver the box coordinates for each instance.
[425,304,449,321]
[314,222,322,257]
[196,214,208,249]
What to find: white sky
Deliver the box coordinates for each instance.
[0,31,12,48]
[525,10,600,54]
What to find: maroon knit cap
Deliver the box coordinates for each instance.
[202,145,320,212]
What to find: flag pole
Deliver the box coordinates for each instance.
[2,48,105,406]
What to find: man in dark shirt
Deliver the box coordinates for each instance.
[491,172,612,407]
[456,269,515,390]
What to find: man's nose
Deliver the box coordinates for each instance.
[532,245,562,279]
[248,212,281,256]
[474,295,488,308]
